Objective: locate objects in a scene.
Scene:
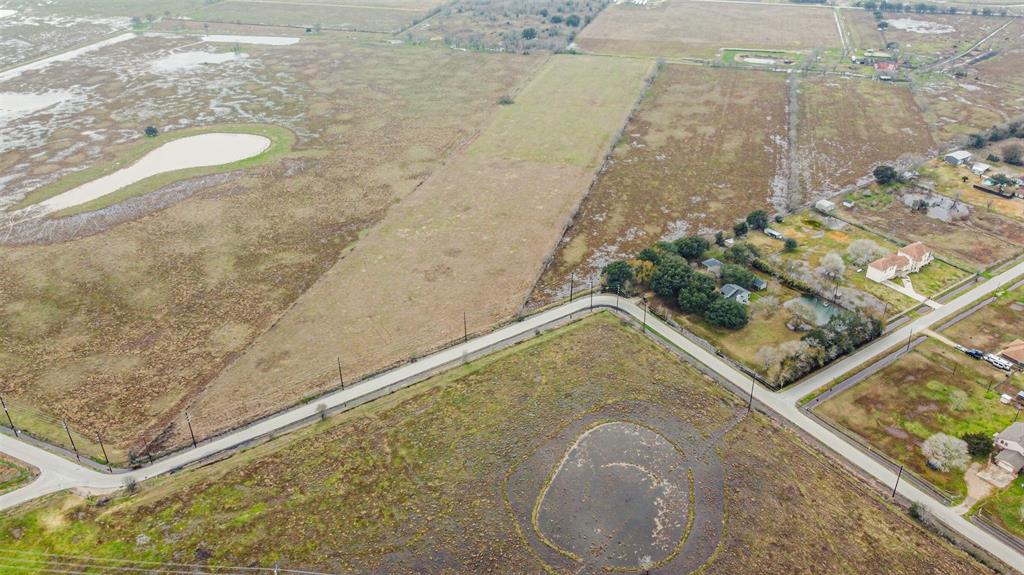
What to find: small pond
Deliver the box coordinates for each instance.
[784,294,841,326]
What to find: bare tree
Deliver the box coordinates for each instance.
[818,251,846,281]
[846,239,886,266]
[787,300,818,331]
[921,433,969,472]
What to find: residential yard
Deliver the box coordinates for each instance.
[818,339,1022,499]
[944,281,1024,357]
[977,477,1024,539]
[0,33,543,461]
[182,55,654,454]
[921,153,1024,223]
[0,314,990,574]
[576,0,841,59]
[839,184,1024,271]
[530,65,788,304]
[795,75,934,199]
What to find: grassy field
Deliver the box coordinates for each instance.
[0,34,542,460]
[839,184,1024,271]
[531,65,788,304]
[978,477,1024,539]
[818,338,1021,498]
[880,13,1011,67]
[944,281,1024,358]
[576,0,841,59]
[0,455,34,496]
[795,76,934,199]
[0,314,990,574]
[11,123,295,215]
[175,55,653,452]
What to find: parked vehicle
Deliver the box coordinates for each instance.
[985,353,1014,371]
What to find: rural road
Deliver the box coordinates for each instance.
[2,259,1023,571]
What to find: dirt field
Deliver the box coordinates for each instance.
[0,314,990,574]
[576,0,841,59]
[173,55,652,452]
[841,8,885,52]
[530,65,788,304]
[0,33,542,460]
[839,186,1024,270]
[795,76,935,199]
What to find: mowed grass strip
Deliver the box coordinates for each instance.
[181,55,652,446]
[12,124,296,216]
[469,55,653,167]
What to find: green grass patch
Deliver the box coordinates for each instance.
[12,123,295,216]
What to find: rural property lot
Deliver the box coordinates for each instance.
[795,76,935,199]
[0,34,541,460]
[0,7,128,68]
[178,55,653,449]
[879,14,1011,66]
[195,0,440,33]
[0,314,990,574]
[576,0,841,59]
[531,65,788,303]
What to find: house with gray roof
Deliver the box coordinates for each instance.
[702,258,723,277]
[720,283,750,304]
[995,422,1024,473]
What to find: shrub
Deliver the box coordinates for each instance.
[144,126,159,137]
[714,231,725,247]
[873,164,898,185]
[922,433,969,472]
[565,14,581,26]
[521,27,537,40]
[962,432,993,458]
[745,209,769,231]
[784,238,798,252]
[732,221,748,237]
[1003,143,1023,166]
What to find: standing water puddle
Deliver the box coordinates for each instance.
[31,132,271,214]
[202,35,300,46]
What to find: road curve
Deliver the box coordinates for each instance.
[2,260,1023,570]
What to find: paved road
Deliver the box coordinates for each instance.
[2,259,1023,570]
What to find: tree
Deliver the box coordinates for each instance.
[649,255,691,297]
[565,14,581,26]
[732,220,748,237]
[638,246,661,264]
[550,14,563,23]
[846,239,886,266]
[967,133,986,149]
[705,298,749,329]
[602,260,634,292]
[714,231,725,247]
[873,164,899,185]
[723,243,758,265]
[522,27,537,40]
[678,286,719,315]
[144,126,159,137]
[1002,143,1023,166]
[819,251,846,280]
[961,432,993,459]
[784,238,798,252]
[756,345,782,374]
[674,236,709,260]
[745,209,769,231]
[991,173,1014,186]
[921,433,969,472]
[721,264,755,289]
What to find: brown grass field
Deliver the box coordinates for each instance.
[880,14,1011,66]
[195,0,441,33]
[0,314,991,574]
[576,0,841,59]
[530,65,788,304]
[795,76,935,199]
[0,34,542,459]
[173,55,653,451]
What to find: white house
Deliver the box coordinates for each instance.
[996,422,1024,474]
[971,162,991,176]
[944,150,972,165]
[865,242,933,283]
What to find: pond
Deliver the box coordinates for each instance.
[32,132,271,214]
[784,294,841,326]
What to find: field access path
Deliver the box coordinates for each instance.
[2,260,1024,570]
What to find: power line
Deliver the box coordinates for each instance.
[0,549,335,575]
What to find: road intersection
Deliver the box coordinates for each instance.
[2,259,1023,571]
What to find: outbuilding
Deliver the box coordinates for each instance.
[944,150,972,165]
[814,199,836,214]
[972,162,991,176]
[764,228,784,240]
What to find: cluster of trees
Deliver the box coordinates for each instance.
[872,164,899,185]
[603,235,750,330]
[756,311,881,385]
[862,1,1007,16]
[966,120,1024,159]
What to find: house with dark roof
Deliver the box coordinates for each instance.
[995,422,1024,474]
[720,283,750,304]
[702,258,723,277]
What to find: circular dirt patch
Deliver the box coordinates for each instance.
[505,401,727,574]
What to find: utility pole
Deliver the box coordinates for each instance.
[185,412,197,449]
[337,356,344,389]
[906,330,914,353]
[747,377,756,411]
[589,279,594,310]
[97,434,112,473]
[62,420,80,462]
[642,299,648,333]
[891,465,903,498]
[615,285,620,307]
[463,311,468,343]
[0,396,17,436]
[569,271,575,303]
